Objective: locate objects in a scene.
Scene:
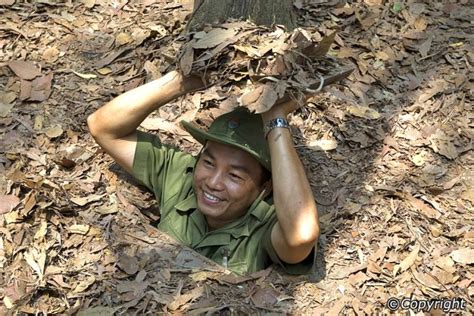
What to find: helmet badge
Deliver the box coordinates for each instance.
[228,118,240,129]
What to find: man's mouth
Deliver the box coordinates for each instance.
[203,191,222,203]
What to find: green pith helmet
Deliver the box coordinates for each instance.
[180,107,271,171]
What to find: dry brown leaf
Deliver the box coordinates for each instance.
[97,67,112,75]
[460,189,474,203]
[24,248,46,278]
[143,60,161,79]
[411,153,425,166]
[347,105,381,119]
[394,243,420,275]
[443,176,461,190]
[430,224,442,237]
[131,28,151,46]
[192,28,238,49]
[94,48,130,69]
[45,125,64,138]
[348,271,370,287]
[365,0,382,5]
[233,43,261,57]
[70,194,104,206]
[22,192,37,215]
[81,0,95,8]
[33,115,43,130]
[375,50,390,61]
[216,273,253,284]
[0,91,17,117]
[403,193,440,219]
[4,211,21,224]
[0,98,15,117]
[450,248,474,265]
[332,263,367,279]
[239,84,278,113]
[189,271,219,282]
[72,70,97,80]
[69,224,90,235]
[3,296,14,309]
[118,254,139,275]
[77,307,119,316]
[434,256,456,273]
[429,131,458,159]
[180,44,194,76]
[32,74,52,101]
[116,279,148,294]
[418,37,432,58]
[0,194,20,214]
[431,267,454,285]
[412,269,440,289]
[116,32,132,45]
[168,286,205,311]
[356,9,379,30]
[409,2,426,15]
[383,135,400,150]
[327,298,347,316]
[34,221,48,240]
[148,23,168,36]
[42,47,60,63]
[8,60,41,80]
[97,204,118,215]
[303,30,337,58]
[250,286,280,309]
[73,276,96,294]
[23,73,53,102]
[464,231,474,240]
[367,260,382,274]
[307,139,338,151]
[369,245,388,262]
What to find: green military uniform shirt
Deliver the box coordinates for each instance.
[132,131,315,275]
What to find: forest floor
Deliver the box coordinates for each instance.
[0,0,473,314]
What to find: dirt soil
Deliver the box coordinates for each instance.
[0,0,473,314]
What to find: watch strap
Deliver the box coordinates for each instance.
[264,117,290,138]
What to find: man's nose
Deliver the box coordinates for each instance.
[206,170,225,191]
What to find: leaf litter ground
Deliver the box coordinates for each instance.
[0,0,473,314]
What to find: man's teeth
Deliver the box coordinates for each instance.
[204,192,220,201]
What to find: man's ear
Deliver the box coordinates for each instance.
[261,180,273,199]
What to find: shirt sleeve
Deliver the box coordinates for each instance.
[261,218,316,275]
[132,131,196,210]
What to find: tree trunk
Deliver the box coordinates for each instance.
[187,0,296,31]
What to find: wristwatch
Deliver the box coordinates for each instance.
[264,117,290,139]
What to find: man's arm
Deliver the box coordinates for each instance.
[262,102,320,264]
[87,71,204,174]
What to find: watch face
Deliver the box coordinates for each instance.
[264,118,289,138]
[274,118,288,127]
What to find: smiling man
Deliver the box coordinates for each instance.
[87,71,320,275]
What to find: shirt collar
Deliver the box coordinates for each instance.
[175,193,198,211]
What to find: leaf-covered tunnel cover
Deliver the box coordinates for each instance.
[177,20,353,113]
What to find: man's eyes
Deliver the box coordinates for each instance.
[203,159,213,166]
[202,159,244,181]
[229,173,243,181]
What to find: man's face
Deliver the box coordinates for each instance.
[193,141,269,229]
